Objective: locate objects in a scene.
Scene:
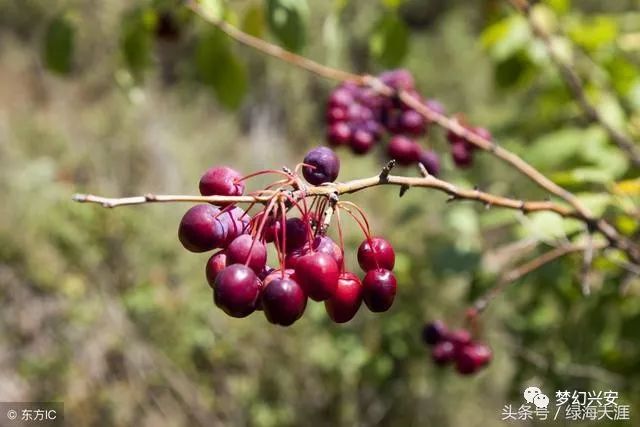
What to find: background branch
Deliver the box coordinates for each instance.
[507,0,640,166]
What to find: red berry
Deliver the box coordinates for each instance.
[311,236,344,268]
[261,277,307,326]
[205,251,227,287]
[387,135,420,166]
[324,272,363,323]
[328,88,354,109]
[455,343,492,375]
[357,237,395,271]
[326,107,348,124]
[199,166,244,201]
[418,150,441,177]
[362,268,397,312]
[399,110,426,136]
[421,320,448,346]
[451,141,473,168]
[213,264,261,318]
[284,217,310,252]
[432,341,456,366]
[178,204,226,252]
[472,126,492,143]
[302,146,340,185]
[379,69,415,91]
[350,129,376,154]
[448,329,472,352]
[226,235,267,274]
[446,129,466,145]
[424,99,445,120]
[284,246,310,269]
[217,206,251,246]
[327,122,352,146]
[294,252,340,301]
[263,217,281,243]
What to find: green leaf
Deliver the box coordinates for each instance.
[43,15,75,75]
[382,0,404,9]
[481,15,530,61]
[195,29,248,109]
[242,4,265,38]
[120,8,155,79]
[199,0,223,21]
[568,16,618,51]
[266,0,308,53]
[370,14,409,67]
[547,0,571,14]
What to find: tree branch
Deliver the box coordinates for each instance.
[185,1,640,265]
[72,168,577,217]
[507,0,640,167]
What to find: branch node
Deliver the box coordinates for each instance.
[399,184,410,198]
[144,193,157,202]
[446,195,458,203]
[417,163,430,178]
[519,200,528,213]
[379,160,396,182]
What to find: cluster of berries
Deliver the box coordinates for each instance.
[178,147,398,326]
[325,69,492,172]
[421,320,492,375]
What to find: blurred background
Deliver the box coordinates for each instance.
[1,0,639,425]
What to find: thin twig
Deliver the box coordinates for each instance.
[507,0,640,167]
[473,241,608,313]
[72,171,576,217]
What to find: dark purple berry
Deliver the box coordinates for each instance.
[261,277,307,326]
[387,135,420,166]
[226,234,267,274]
[213,264,260,318]
[302,146,340,185]
[451,142,473,168]
[178,204,226,252]
[418,150,441,176]
[350,129,376,154]
[421,320,448,346]
[399,110,426,136]
[362,268,397,312]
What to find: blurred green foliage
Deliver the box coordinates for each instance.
[0,0,639,426]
